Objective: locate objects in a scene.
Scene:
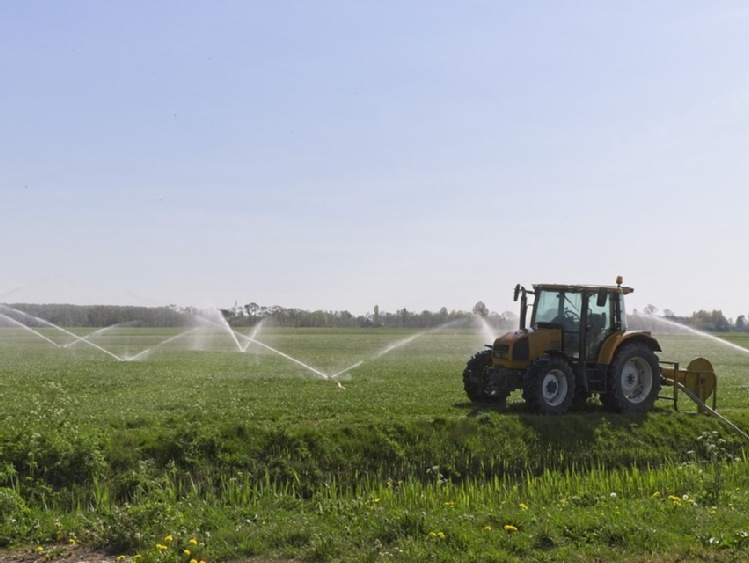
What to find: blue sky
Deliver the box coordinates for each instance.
[2,2,748,319]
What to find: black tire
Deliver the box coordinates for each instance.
[462,350,507,403]
[603,342,661,413]
[522,355,575,414]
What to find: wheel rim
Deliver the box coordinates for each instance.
[542,369,568,406]
[620,357,653,403]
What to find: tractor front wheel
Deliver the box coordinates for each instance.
[462,350,507,403]
[603,343,661,413]
[523,355,575,414]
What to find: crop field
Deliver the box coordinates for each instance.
[2,324,749,562]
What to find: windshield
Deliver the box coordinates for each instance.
[532,290,582,328]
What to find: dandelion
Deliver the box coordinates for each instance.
[68,538,77,545]
[504,524,518,533]
[184,550,191,556]
[444,501,456,507]
[36,547,44,554]
[429,531,437,538]
[188,539,198,546]
[437,532,446,540]
[651,491,661,498]
[484,525,492,531]
[610,492,617,498]
[164,535,174,543]
[117,557,127,562]
[156,544,168,551]
[519,503,528,511]
[190,560,198,563]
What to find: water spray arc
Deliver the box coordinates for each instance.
[330,319,470,382]
[0,313,61,348]
[184,310,333,379]
[127,328,201,361]
[240,319,266,353]
[0,304,124,361]
[62,322,134,349]
[243,336,331,380]
[633,315,749,357]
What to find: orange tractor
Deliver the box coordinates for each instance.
[463,277,717,414]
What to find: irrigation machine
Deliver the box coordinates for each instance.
[463,276,718,414]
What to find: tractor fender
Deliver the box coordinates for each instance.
[597,331,662,366]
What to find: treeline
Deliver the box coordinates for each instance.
[2,303,188,328]
[222,302,516,330]
[2,302,516,330]
[5,301,744,333]
[635,305,748,332]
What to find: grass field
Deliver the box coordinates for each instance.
[1,324,749,562]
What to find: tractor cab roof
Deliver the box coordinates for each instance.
[532,283,634,295]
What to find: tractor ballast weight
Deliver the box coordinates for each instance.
[463,277,718,414]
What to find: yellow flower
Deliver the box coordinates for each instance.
[484,525,492,531]
[184,550,191,556]
[117,557,126,562]
[437,532,446,540]
[190,560,198,563]
[164,535,174,543]
[429,531,437,538]
[68,538,77,545]
[444,501,456,507]
[36,547,45,554]
[519,503,529,511]
[156,544,168,551]
[504,524,518,533]
[188,539,198,546]
[199,560,206,563]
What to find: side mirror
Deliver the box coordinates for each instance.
[513,284,521,302]
[596,288,608,307]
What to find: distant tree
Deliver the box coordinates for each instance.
[690,309,731,332]
[663,309,674,317]
[735,315,747,331]
[643,304,658,316]
[472,301,488,317]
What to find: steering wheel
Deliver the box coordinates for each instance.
[564,309,579,323]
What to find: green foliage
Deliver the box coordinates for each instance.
[1,327,749,560]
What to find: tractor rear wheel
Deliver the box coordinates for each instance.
[523,355,575,414]
[462,350,507,403]
[603,343,661,413]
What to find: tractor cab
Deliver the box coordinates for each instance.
[515,278,631,366]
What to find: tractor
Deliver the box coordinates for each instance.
[463,276,717,414]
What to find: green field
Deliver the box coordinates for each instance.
[2,325,749,562]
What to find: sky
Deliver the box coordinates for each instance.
[2,1,749,319]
